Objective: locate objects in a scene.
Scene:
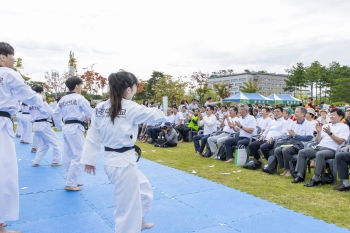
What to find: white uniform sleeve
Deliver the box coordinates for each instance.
[52,105,64,130]
[42,102,54,116]
[8,71,43,108]
[80,98,93,119]
[80,113,102,166]
[133,105,166,125]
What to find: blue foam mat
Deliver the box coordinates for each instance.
[6,132,349,233]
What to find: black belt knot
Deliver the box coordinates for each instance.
[104,145,142,162]
[35,119,48,122]
[22,112,30,115]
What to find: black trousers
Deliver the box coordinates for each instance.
[336,152,350,180]
[162,141,177,147]
[248,140,274,160]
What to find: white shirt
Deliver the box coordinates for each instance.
[173,112,183,125]
[262,117,289,140]
[0,67,43,116]
[287,119,314,137]
[80,99,166,167]
[239,114,257,138]
[29,102,53,132]
[318,123,349,150]
[160,114,175,126]
[202,114,217,135]
[222,116,240,134]
[53,92,93,133]
[257,117,272,131]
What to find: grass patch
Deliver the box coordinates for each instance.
[137,141,350,229]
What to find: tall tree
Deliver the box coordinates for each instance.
[284,63,306,95]
[133,79,148,101]
[329,64,350,103]
[145,71,164,101]
[305,61,323,98]
[81,64,106,98]
[14,58,31,82]
[239,79,260,93]
[212,81,232,99]
[152,75,187,104]
[189,71,211,105]
[44,70,68,98]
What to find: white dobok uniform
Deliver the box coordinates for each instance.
[80,99,166,233]
[30,102,61,165]
[20,104,32,143]
[15,104,23,137]
[0,67,43,223]
[53,92,93,187]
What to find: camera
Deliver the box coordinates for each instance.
[162,126,168,130]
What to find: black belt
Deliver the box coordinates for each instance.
[104,145,142,162]
[18,111,22,113]
[0,111,11,119]
[65,120,89,130]
[22,112,30,115]
[35,119,48,122]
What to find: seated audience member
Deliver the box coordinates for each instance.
[207,106,240,158]
[217,106,228,122]
[172,106,183,132]
[275,107,314,177]
[141,122,155,142]
[292,108,349,186]
[178,108,200,142]
[341,107,350,125]
[283,108,293,127]
[248,106,289,163]
[256,107,272,133]
[200,106,207,117]
[193,105,217,156]
[334,148,350,191]
[149,107,174,144]
[154,122,178,148]
[178,99,188,112]
[317,109,330,125]
[256,106,263,119]
[306,108,318,134]
[224,105,257,163]
[253,108,259,118]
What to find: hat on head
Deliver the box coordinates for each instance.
[320,109,328,113]
[164,122,172,127]
[207,97,212,101]
[307,108,315,115]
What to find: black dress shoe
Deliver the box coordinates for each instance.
[292,176,304,183]
[304,179,322,187]
[333,184,350,191]
[154,144,160,147]
[148,139,154,144]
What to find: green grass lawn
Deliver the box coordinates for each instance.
[137,140,350,229]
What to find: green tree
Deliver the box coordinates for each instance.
[14,58,31,81]
[145,71,164,101]
[189,71,211,105]
[284,63,306,95]
[329,64,350,103]
[212,81,232,99]
[305,61,323,98]
[239,79,260,93]
[152,75,187,104]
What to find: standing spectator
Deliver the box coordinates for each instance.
[204,97,220,107]
[188,99,199,113]
[305,97,315,109]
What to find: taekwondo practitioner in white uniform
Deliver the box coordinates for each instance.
[80,72,166,233]
[0,42,44,233]
[53,76,93,191]
[15,102,23,138]
[19,103,32,144]
[30,85,62,167]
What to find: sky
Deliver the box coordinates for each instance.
[2,0,350,83]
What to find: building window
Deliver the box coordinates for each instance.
[239,78,246,81]
[235,83,241,86]
[264,79,270,81]
[231,79,237,82]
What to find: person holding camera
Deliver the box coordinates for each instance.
[154,122,178,148]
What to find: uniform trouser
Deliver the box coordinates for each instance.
[193,134,210,153]
[63,129,84,187]
[20,117,32,143]
[0,122,19,223]
[33,125,61,164]
[248,140,274,160]
[336,152,350,180]
[16,117,23,136]
[104,164,153,233]
[296,147,335,178]
[32,133,38,148]
[225,137,250,159]
[207,133,230,154]
[275,146,299,169]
